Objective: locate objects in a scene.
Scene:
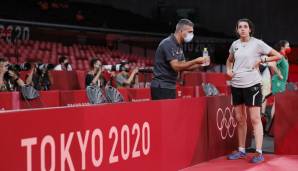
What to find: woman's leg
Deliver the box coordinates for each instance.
[235,104,247,149]
[261,99,267,114]
[271,98,275,119]
[248,106,263,151]
[227,104,247,160]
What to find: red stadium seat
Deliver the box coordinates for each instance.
[183,72,204,86]
[205,72,227,87]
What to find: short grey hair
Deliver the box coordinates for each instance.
[175,19,194,33]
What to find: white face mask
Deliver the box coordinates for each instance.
[183,32,194,43]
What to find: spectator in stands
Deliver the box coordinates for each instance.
[150,19,208,100]
[75,10,85,23]
[85,58,106,88]
[38,0,49,11]
[226,18,282,163]
[54,56,72,71]
[115,62,139,88]
[26,59,53,91]
[0,58,25,92]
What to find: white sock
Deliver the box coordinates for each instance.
[256,149,262,154]
[238,147,246,153]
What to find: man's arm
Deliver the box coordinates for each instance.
[8,71,25,87]
[123,68,139,85]
[185,64,202,71]
[170,57,206,72]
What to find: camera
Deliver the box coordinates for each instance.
[138,67,153,73]
[103,60,129,72]
[7,63,32,72]
[103,64,123,72]
[36,63,55,72]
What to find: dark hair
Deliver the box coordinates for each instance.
[235,18,255,37]
[58,56,67,64]
[90,58,100,69]
[0,57,8,63]
[275,40,289,52]
[175,19,194,32]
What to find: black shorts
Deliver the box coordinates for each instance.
[231,83,262,107]
[150,87,176,100]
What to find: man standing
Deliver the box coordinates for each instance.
[151,19,208,100]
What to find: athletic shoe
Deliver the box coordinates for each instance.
[250,153,264,163]
[227,151,246,160]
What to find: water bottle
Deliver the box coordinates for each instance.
[201,48,210,66]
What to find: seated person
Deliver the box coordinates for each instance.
[26,59,53,91]
[0,57,25,92]
[85,58,106,88]
[54,56,72,71]
[115,62,139,88]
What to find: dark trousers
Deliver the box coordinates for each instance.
[150,87,176,100]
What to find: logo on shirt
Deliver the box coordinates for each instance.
[171,48,184,60]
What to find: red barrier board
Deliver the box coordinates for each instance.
[0,102,161,171]
[0,98,208,171]
[0,92,20,110]
[206,96,252,160]
[60,90,89,106]
[117,88,130,102]
[176,86,195,99]
[20,91,60,109]
[0,96,245,170]
[126,88,151,102]
[75,71,88,90]
[275,91,298,154]
[50,71,80,90]
[160,98,208,170]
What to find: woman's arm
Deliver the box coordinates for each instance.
[91,68,102,85]
[226,53,234,78]
[268,62,283,80]
[261,49,282,63]
[26,68,35,85]
[124,68,139,85]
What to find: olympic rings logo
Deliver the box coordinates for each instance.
[216,107,237,140]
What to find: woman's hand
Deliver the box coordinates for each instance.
[226,69,233,79]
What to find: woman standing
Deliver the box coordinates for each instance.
[267,40,290,128]
[271,40,290,95]
[226,19,282,163]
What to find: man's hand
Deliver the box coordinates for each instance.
[8,71,18,79]
[194,56,208,64]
